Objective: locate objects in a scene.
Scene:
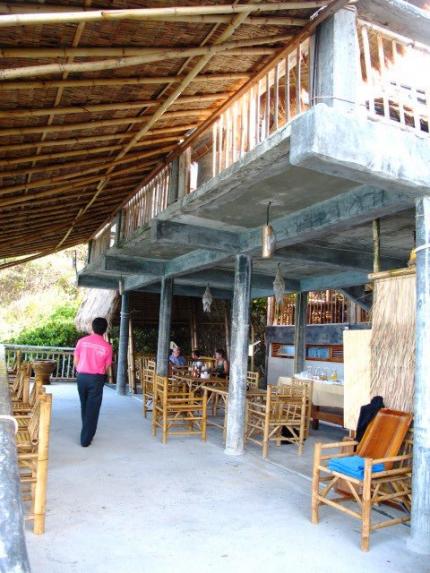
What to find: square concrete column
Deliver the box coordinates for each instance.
[293,292,308,374]
[156,277,173,377]
[225,254,252,456]
[313,7,360,113]
[408,196,430,555]
[116,292,129,395]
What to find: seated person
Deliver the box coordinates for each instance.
[191,349,204,375]
[213,348,229,378]
[169,346,187,368]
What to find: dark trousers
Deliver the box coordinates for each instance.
[77,373,106,446]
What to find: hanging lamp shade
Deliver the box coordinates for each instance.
[202,285,213,313]
[261,201,276,259]
[273,265,285,305]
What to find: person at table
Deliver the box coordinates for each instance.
[74,317,112,448]
[213,348,229,378]
[169,346,187,368]
[191,349,204,377]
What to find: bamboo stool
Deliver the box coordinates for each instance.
[246,384,308,458]
[152,375,207,444]
[311,408,413,551]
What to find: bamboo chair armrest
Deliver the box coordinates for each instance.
[14,414,31,419]
[319,440,358,450]
[370,454,413,464]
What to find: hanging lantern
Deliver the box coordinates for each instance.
[202,285,213,313]
[273,264,285,305]
[261,201,276,259]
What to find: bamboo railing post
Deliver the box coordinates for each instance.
[33,393,52,535]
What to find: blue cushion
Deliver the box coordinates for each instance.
[327,455,384,479]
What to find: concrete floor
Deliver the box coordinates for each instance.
[26,384,428,573]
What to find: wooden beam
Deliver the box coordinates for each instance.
[0,4,328,27]
[0,73,249,91]
[0,36,290,80]
[0,93,230,119]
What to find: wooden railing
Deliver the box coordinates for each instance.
[5,344,76,380]
[211,38,310,177]
[121,164,172,240]
[90,221,116,263]
[359,20,430,136]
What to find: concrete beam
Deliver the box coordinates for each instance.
[151,220,241,252]
[300,270,370,291]
[339,286,372,312]
[180,269,299,292]
[138,283,233,300]
[243,185,412,253]
[77,273,119,290]
[290,105,430,195]
[357,0,430,46]
[104,254,165,275]
[275,244,404,272]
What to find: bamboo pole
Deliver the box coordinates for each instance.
[127,317,136,394]
[0,3,328,27]
[0,93,230,119]
[0,36,287,58]
[33,393,52,535]
[0,4,308,26]
[0,112,206,137]
[0,36,291,80]
[0,73,249,91]
[372,218,381,273]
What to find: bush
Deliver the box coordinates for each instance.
[9,304,83,348]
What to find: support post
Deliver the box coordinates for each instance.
[156,278,173,377]
[313,7,360,113]
[178,148,191,199]
[167,157,180,205]
[114,210,122,248]
[294,291,308,374]
[116,292,129,395]
[408,196,430,555]
[372,218,381,273]
[225,254,252,456]
[127,316,136,394]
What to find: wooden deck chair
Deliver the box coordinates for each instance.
[142,360,156,418]
[152,375,207,444]
[18,393,52,534]
[246,384,308,458]
[13,368,44,414]
[312,408,413,551]
[247,371,260,390]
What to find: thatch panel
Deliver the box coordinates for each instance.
[370,272,416,412]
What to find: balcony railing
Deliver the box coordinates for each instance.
[359,20,430,136]
[5,345,76,380]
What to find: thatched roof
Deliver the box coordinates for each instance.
[0,0,330,267]
[75,287,118,332]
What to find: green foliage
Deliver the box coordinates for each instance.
[8,303,84,348]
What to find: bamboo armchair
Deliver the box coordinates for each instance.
[311,408,413,551]
[13,368,44,414]
[246,384,309,458]
[10,362,31,405]
[247,370,260,390]
[142,359,156,418]
[17,393,52,534]
[152,375,207,444]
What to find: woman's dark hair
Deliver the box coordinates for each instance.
[92,317,108,335]
[215,348,225,358]
[192,349,201,357]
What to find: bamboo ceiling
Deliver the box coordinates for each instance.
[0,0,334,266]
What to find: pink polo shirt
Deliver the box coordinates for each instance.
[74,334,112,375]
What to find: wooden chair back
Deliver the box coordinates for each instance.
[356,408,412,461]
[247,371,260,390]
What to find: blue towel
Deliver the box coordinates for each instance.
[327,455,384,479]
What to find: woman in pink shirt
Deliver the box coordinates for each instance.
[74,317,112,447]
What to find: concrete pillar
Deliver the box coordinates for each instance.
[225,254,252,456]
[116,292,129,395]
[294,292,308,374]
[313,7,360,113]
[408,196,430,555]
[156,278,173,377]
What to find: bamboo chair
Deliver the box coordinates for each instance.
[18,393,53,534]
[10,362,31,403]
[152,375,207,444]
[247,370,260,390]
[312,408,413,551]
[142,360,156,418]
[13,369,44,414]
[246,384,308,458]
